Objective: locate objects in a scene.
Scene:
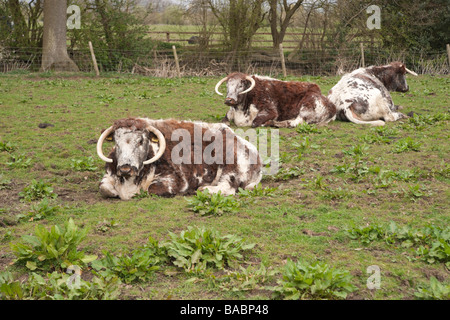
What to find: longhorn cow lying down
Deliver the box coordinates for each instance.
[97,118,262,200]
[215,72,337,128]
[327,61,418,126]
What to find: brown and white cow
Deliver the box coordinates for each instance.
[215,72,336,128]
[97,118,262,200]
[327,62,418,126]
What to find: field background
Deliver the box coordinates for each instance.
[144,24,376,49]
[0,71,448,300]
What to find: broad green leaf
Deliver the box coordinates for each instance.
[26,261,38,270]
[191,249,202,264]
[81,255,98,264]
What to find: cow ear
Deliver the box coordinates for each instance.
[147,131,159,143]
[101,128,114,142]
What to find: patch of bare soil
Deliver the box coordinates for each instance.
[421,267,449,282]
[0,180,28,219]
[43,166,105,205]
[55,188,101,205]
[0,169,106,223]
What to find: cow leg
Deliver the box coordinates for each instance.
[147,181,177,197]
[146,172,182,197]
[199,184,235,196]
[99,173,119,198]
[251,109,278,128]
[380,100,408,122]
[222,108,233,126]
[221,115,231,126]
[365,96,406,124]
[269,118,303,128]
[394,112,408,120]
[384,111,408,122]
[198,171,238,196]
[199,181,236,196]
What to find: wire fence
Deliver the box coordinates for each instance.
[145,30,379,50]
[1,45,448,77]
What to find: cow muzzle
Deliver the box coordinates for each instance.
[117,165,137,177]
[398,85,409,93]
[225,97,237,106]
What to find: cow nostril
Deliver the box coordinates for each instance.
[225,98,236,105]
[119,166,132,173]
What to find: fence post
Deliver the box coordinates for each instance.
[153,48,157,68]
[360,42,365,68]
[446,44,450,67]
[172,45,181,78]
[88,41,100,77]
[279,43,287,77]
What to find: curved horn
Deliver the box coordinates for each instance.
[239,75,256,95]
[405,67,418,76]
[214,76,228,96]
[142,125,166,165]
[97,126,114,163]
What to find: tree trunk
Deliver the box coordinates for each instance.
[269,0,281,49]
[41,0,79,72]
[269,0,304,49]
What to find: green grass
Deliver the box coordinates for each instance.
[147,24,312,49]
[0,71,448,300]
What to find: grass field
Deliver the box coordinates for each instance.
[0,71,448,300]
[146,24,337,49]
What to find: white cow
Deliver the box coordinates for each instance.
[328,62,418,126]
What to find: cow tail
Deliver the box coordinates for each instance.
[343,108,385,127]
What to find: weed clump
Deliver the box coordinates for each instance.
[19,179,57,202]
[10,218,97,272]
[163,226,255,273]
[271,258,356,300]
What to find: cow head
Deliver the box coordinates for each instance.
[97,119,166,178]
[371,62,418,93]
[214,72,256,107]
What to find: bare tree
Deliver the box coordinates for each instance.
[185,0,216,48]
[268,0,304,49]
[287,0,318,61]
[41,0,78,71]
[207,0,266,52]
